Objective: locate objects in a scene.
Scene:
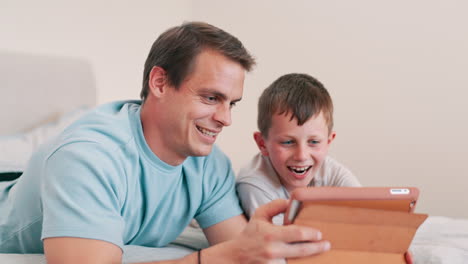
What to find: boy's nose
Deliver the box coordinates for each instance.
[293,145,309,161]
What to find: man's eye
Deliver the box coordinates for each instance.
[230,102,237,108]
[203,96,218,103]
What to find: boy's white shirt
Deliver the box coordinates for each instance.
[236,153,361,225]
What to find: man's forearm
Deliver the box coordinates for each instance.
[135,250,199,264]
[138,242,238,264]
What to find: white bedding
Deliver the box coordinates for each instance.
[411,216,468,263]
[1,216,468,264]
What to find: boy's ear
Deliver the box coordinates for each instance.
[328,131,336,144]
[253,132,269,156]
[148,66,168,98]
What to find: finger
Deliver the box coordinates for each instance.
[275,224,323,243]
[252,199,289,221]
[270,240,331,259]
[405,251,413,264]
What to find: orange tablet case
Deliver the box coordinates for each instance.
[285,187,428,264]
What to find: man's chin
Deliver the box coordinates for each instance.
[190,145,214,157]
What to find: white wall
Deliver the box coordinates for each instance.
[192,0,468,218]
[2,0,468,218]
[1,0,192,103]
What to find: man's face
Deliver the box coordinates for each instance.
[160,49,245,163]
[256,112,335,192]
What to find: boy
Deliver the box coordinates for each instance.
[237,73,361,225]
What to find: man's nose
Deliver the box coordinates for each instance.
[213,104,232,126]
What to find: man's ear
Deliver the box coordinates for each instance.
[148,66,168,98]
[254,132,269,156]
[328,131,336,145]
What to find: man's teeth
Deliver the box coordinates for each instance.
[197,126,217,137]
[288,166,311,174]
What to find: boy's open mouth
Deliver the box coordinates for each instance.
[287,166,312,175]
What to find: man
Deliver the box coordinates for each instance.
[0,22,330,263]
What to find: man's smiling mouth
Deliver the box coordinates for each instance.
[196,125,219,137]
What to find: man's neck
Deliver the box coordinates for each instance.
[140,102,186,166]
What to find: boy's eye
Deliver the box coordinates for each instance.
[309,140,320,144]
[280,140,294,145]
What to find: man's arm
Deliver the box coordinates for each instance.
[45,199,330,264]
[177,199,330,263]
[207,199,330,262]
[202,214,247,245]
[44,237,122,264]
[44,237,199,264]
[180,199,330,263]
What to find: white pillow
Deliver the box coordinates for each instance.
[0,106,90,172]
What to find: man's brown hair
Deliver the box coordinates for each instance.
[258,73,334,137]
[140,21,255,101]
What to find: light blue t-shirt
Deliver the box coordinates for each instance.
[0,100,242,253]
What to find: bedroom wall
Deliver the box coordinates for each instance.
[191,0,468,218]
[2,1,468,218]
[0,0,192,103]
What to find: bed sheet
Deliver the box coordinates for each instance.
[411,216,468,263]
[1,216,467,263]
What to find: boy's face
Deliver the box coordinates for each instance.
[254,111,335,192]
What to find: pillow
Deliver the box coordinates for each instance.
[0,106,90,173]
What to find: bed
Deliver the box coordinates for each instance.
[1,51,468,263]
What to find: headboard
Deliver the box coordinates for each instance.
[0,51,96,135]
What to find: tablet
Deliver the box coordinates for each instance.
[284,187,420,225]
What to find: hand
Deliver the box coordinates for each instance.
[230,199,330,263]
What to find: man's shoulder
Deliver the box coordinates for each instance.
[57,100,141,148]
[31,101,143,177]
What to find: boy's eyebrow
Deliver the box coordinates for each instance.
[277,134,322,139]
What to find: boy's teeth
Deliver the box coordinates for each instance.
[290,166,308,171]
[289,166,311,174]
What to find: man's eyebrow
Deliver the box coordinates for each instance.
[200,89,242,103]
[231,96,242,104]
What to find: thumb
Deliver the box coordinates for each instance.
[252,199,289,221]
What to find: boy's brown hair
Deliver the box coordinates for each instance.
[257,73,334,137]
